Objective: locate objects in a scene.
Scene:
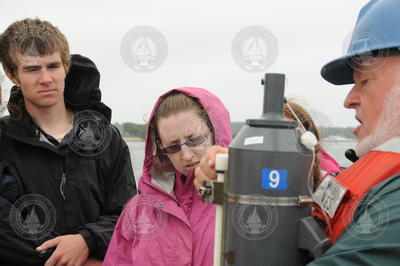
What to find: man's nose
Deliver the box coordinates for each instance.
[343,84,360,109]
[38,69,52,84]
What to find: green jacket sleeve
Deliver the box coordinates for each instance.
[308,175,400,266]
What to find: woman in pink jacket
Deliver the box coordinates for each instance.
[104,87,232,266]
[104,88,341,266]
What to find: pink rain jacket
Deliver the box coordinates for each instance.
[104,87,232,266]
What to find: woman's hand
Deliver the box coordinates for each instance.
[194,145,228,193]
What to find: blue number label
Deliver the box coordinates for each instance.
[261,169,287,190]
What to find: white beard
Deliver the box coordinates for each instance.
[355,79,400,157]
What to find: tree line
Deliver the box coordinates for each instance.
[114,122,356,140]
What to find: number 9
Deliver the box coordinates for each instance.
[269,170,280,188]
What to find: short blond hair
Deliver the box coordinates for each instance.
[0,18,71,77]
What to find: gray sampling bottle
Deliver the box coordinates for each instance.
[222,73,314,265]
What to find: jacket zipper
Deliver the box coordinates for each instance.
[60,160,67,200]
[60,173,67,200]
[59,158,68,233]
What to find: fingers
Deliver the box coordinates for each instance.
[44,252,59,266]
[36,237,61,251]
[194,145,228,192]
[37,237,62,266]
[40,234,89,266]
[203,145,228,175]
[193,174,203,192]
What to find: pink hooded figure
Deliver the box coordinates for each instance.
[104,87,232,266]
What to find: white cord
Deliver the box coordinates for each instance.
[286,101,332,231]
[286,101,316,197]
[286,101,307,133]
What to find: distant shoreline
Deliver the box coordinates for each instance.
[123,137,144,142]
[323,139,355,142]
[123,137,355,143]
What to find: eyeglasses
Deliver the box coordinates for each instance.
[161,132,210,154]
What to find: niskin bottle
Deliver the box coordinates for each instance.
[222,73,314,265]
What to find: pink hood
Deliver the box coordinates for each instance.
[139,87,232,194]
[104,87,232,266]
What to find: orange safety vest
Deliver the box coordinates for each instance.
[313,138,400,242]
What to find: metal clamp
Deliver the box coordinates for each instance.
[298,195,314,207]
[200,180,224,205]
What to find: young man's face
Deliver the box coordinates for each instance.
[344,56,400,156]
[7,52,67,109]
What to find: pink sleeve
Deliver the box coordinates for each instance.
[103,200,134,266]
[318,148,342,175]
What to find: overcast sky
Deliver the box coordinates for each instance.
[1,0,370,127]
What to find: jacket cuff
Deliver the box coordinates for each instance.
[78,229,96,256]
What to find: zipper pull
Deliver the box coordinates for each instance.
[60,173,66,200]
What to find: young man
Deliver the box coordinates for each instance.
[194,0,400,264]
[0,19,136,265]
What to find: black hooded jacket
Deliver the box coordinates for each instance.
[0,54,137,264]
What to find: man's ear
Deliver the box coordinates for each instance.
[5,71,19,87]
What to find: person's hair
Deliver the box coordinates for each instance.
[151,91,213,149]
[283,100,322,190]
[0,18,71,77]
